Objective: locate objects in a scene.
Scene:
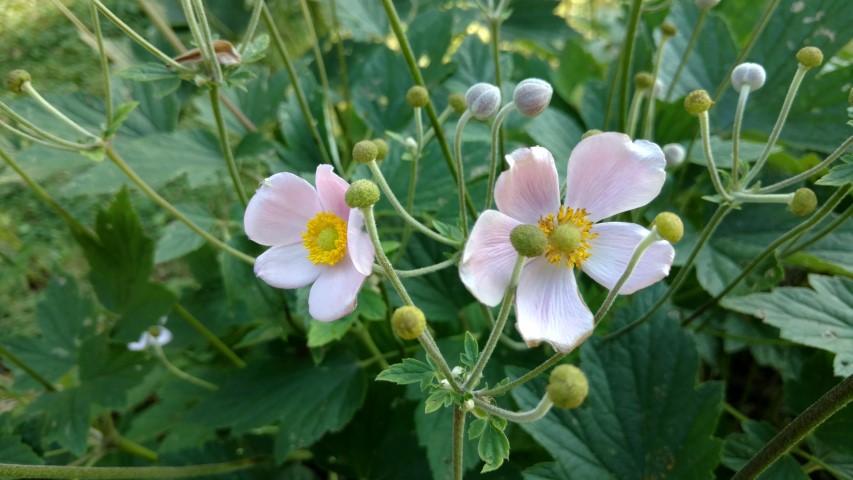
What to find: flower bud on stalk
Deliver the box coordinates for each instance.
[5,69,31,94]
[345,180,380,209]
[391,306,426,340]
[352,140,379,164]
[547,364,589,409]
[465,83,501,120]
[789,188,817,216]
[371,138,389,160]
[406,85,430,108]
[448,92,467,115]
[653,212,684,243]
[513,78,553,117]
[661,22,677,37]
[634,72,655,90]
[662,143,686,168]
[796,47,823,69]
[684,89,713,115]
[731,63,766,93]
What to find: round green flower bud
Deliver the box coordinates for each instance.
[465,82,501,120]
[352,140,378,164]
[391,306,426,340]
[684,89,713,115]
[547,364,589,409]
[509,224,547,257]
[790,188,817,217]
[581,129,602,140]
[372,138,389,160]
[406,85,430,108]
[634,71,654,90]
[448,92,467,115]
[653,212,684,243]
[345,179,380,209]
[513,78,553,117]
[661,22,677,37]
[796,47,823,68]
[6,69,31,94]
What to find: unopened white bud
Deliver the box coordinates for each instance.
[513,78,552,117]
[662,143,686,168]
[451,366,464,379]
[462,399,475,412]
[731,63,766,92]
[465,82,501,120]
[404,137,418,150]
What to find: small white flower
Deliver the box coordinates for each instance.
[127,326,173,351]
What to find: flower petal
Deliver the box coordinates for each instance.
[155,327,173,347]
[494,146,561,224]
[254,243,323,289]
[309,255,367,322]
[460,210,522,306]
[515,257,593,352]
[565,132,666,222]
[347,208,375,276]
[582,222,674,294]
[315,164,350,219]
[243,172,321,246]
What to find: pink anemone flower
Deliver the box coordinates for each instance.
[243,165,375,322]
[460,132,674,352]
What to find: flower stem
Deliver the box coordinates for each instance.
[731,86,751,187]
[373,255,459,278]
[0,343,57,392]
[103,145,255,265]
[173,303,246,368]
[758,136,853,194]
[666,9,706,101]
[0,101,98,150]
[732,375,853,480]
[454,110,473,236]
[261,2,332,167]
[698,111,733,201]
[353,319,390,370]
[643,34,669,139]
[616,0,644,132]
[741,65,808,187]
[604,204,732,340]
[422,106,453,145]
[485,103,515,210]
[98,414,158,462]
[781,202,852,257]
[465,255,524,390]
[626,89,646,138]
[181,0,221,83]
[730,192,793,204]
[0,458,262,479]
[452,407,465,480]
[473,395,553,423]
[366,161,461,246]
[239,0,264,53]
[152,342,218,391]
[22,82,99,141]
[90,3,112,123]
[209,84,249,206]
[0,119,85,151]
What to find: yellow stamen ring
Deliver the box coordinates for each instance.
[537,206,597,268]
[302,211,348,266]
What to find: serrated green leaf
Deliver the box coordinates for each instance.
[460,332,479,369]
[512,289,724,479]
[240,34,269,64]
[376,358,434,389]
[816,155,853,186]
[722,275,853,376]
[154,207,218,263]
[105,101,140,137]
[722,420,807,479]
[307,313,356,348]
[478,419,510,473]
[468,417,487,440]
[116,63,179,82]
[78,148,105,162]
[424,389,454,414]
[356,289,386,321]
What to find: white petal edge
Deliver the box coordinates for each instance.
[460,210,522,306]
[581,222,674,294]
[243,172,321,246]
[254,243,323,289]
[347,208,375,276]
[515,257,594,353]
[565,132,666,222]
[315,164,350,220]
[308,255,368,322]
[494,146,561,224]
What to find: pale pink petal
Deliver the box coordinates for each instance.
[515,257,594,352]
[494,147,561,224]
[460,210,522,306]
[565,132,666,222]
[243,172,321,246]
[581,222,674,294]
[308,255,367,322]
[254,243,322,289]
[315,164,350,219]
[347,208,374,276]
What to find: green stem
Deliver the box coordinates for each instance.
[104,145,255,265]
[90,3,112,123]
[193,0,224,82]
[732,375,853,480]
[0,101,98,150]
[781,203,852,257]
[0,119,87,151]
[261,2,332,167]
[643,35,668,139]
[731,86,751,187]
[239,0,264,53]
[730,192,792,204]
[209,85,249,206]
[152,342,218,391]
[421,106,452,146]
[366,161,460,246]
[485,103,514,210]
[396,111,423,261]
[98,414,158,462]
[683,184,851,326]
[473,395,553,423]
[741,66,807,187]
[0,343,57,392]
[454,110,473,236]
[373,255,458,278]
[22,83,98,140]
[604,204,732,340]
[379,0,477,219]
[626,89,646,138]
[173,303,246,368]
[616,0,644,132]
[137,0,187,52]
[0,458,261,479]
[353,320,390,369]
[698,111,733,201]
[489,13,505,167]
[465,255,524,389]
[758,136,853,194]
[452,407,465,480]
[666,9,706,101]
[182,0,221,83]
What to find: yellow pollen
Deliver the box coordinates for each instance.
[302,211,348,265]
[537,206,598,268]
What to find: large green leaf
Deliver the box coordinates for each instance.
[722,275,853,376]
[351,46,414,133]
[512,288,724,479]
[722,420,807,479]
[0,437,44,465]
